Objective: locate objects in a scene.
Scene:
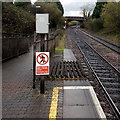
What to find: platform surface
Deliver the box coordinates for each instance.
[64,49,76,61]
[63,80,106,119]
[64,80,91,86]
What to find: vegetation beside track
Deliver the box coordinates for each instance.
[2,1,65,37]
[55,30,65,51]
[84,2,120,43]
[94,30,120,43]
[83,28,120,44]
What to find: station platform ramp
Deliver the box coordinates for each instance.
[62,49,106,119]
[64,49,76,61]
[63,80,106,119]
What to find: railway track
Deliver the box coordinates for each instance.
[69,28,120,119]
[79,30,120,72]
[80,29,120,54]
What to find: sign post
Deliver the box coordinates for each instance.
[33,13,49,94]
[36,52,49,94]
[33,32,36,89]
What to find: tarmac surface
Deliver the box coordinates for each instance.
[2,47,63,118]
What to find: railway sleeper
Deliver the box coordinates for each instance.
[92,67,111,71]
[106,88,120,94]
[99,78,118,83]
[97,73,114,78]
[94,70,110,73]
[115,103,120,110]
[103,83,120,88]
[90,64,105,67]
[109,94,120,101]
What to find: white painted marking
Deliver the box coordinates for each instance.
[64,86,106,119]
[64,86,93,89]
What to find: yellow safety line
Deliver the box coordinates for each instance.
[49,87,63,120]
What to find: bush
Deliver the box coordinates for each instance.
[2,3,35,34]
[101,2,120,33]
[35,2,64,29]
[56,29,64,37]
[85,18,104,31]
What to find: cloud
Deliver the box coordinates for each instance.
[63,2,86,12]
[60,1,96,16]
[64,11,83,17]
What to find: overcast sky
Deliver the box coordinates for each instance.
[31,0,97,17]
[60,0,97,16]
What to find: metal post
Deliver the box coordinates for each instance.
[33,32,36,89]
[40,34,45,94]
[46,34,49,51]
[40,77,45,94]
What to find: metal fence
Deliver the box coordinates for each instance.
[2,31,60,62]
[2,33,33,61]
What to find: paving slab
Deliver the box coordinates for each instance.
[64,80,91,86]
[2,47,64,119]
[63,106,97,118]
[63,86,106,119]
[64,49,76,61]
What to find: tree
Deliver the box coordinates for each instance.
[14,2,31,8]
[92,2,107,18]
[85,18,104,31]
[101,2,120,32]
[80,3,95,18]
[14,0,32,13]
[35,2,64,29]
[56,1,64,16]
[2,2,35,34]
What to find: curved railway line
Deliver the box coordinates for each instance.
[77,29,120,72]
[69,28,120,119]
[80,29,120,54]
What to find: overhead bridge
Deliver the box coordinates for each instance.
[65,16,85,22]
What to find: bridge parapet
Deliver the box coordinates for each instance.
[65,16,85,22]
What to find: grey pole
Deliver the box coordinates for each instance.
[33,6,41,89]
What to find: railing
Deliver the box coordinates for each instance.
[35,32,60,54]
[2,33,33,62]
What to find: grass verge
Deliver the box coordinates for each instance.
[84,28,120,44]
[55,34,65,51]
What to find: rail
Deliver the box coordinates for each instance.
[80,29,120,54]
[72,29,120,119]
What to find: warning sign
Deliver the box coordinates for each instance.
[36,52,49,75]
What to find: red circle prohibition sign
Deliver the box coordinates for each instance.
[37,53,48,65]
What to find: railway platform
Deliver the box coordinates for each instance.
[2,47,106,119]
[64,49,76,61]
[63,81,106,119]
